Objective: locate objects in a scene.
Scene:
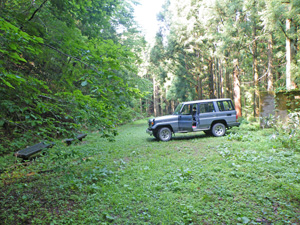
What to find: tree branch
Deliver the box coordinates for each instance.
[28,0,48,22]
[42,43,101,74]
[20,0,48,30]
[278,19,292,40]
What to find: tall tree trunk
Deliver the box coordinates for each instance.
[160,92,164,116]
[196,75,202,100]
[267,33,274,91]
[153,76,159,117]
[215,58,221,98]
[220,60,224,98]
[209,57,215,99]
[224,52,231,98]
[233,59,242,118]
[296,24,299,55]
[196,52,203,100]
[286,18,292,90]
[253,23,259,117]
[225,68,231,98]
[171,100,175,113]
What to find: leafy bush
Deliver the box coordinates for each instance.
[272,112,300,150]
[259,114,278,128]
[0,4,148,154]
[248,116,258,123]
[237,116,249,125]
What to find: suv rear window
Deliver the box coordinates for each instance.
[217,100,234,111]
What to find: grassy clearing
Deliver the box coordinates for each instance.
[1,120,300,224]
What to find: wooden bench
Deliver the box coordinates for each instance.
[65,133,87,146]
[14,142,55,160]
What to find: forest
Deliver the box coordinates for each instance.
[149,0,300,118]
[1,0,300,154]
[1,1,300,224]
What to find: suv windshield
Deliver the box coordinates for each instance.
[173,103,183,115]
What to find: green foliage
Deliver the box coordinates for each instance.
[260,114,278,128]
[0,18,43,65]
[272,112,300,150]
[0,0,148,154]
[0,72,80,154]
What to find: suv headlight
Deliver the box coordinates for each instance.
[151,119,155,126]
[149,119,155,127]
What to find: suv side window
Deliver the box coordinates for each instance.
[217,100,234,111]
[181,104,193,115]
[199,102,215,113]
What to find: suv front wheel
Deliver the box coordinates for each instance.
[158,127,172,141]
[211,123,226,137]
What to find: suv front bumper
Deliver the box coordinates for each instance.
[146,128,153,135]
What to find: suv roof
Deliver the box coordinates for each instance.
[181,98,232,105]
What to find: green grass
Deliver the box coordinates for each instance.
[1,120,300,224]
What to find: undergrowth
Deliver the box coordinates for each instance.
[1,119,300,224]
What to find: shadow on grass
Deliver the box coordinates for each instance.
[146,133,211,142]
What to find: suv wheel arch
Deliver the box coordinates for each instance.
[211,120,228,128]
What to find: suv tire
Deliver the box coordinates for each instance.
[211,123,226,137]
[158,127,172,141]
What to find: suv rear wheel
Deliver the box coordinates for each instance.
[211,123,226,137]
[158,127,172,141]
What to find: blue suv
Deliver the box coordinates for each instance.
[147,98,240,141]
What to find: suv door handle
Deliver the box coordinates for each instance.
[227,114,231,116]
